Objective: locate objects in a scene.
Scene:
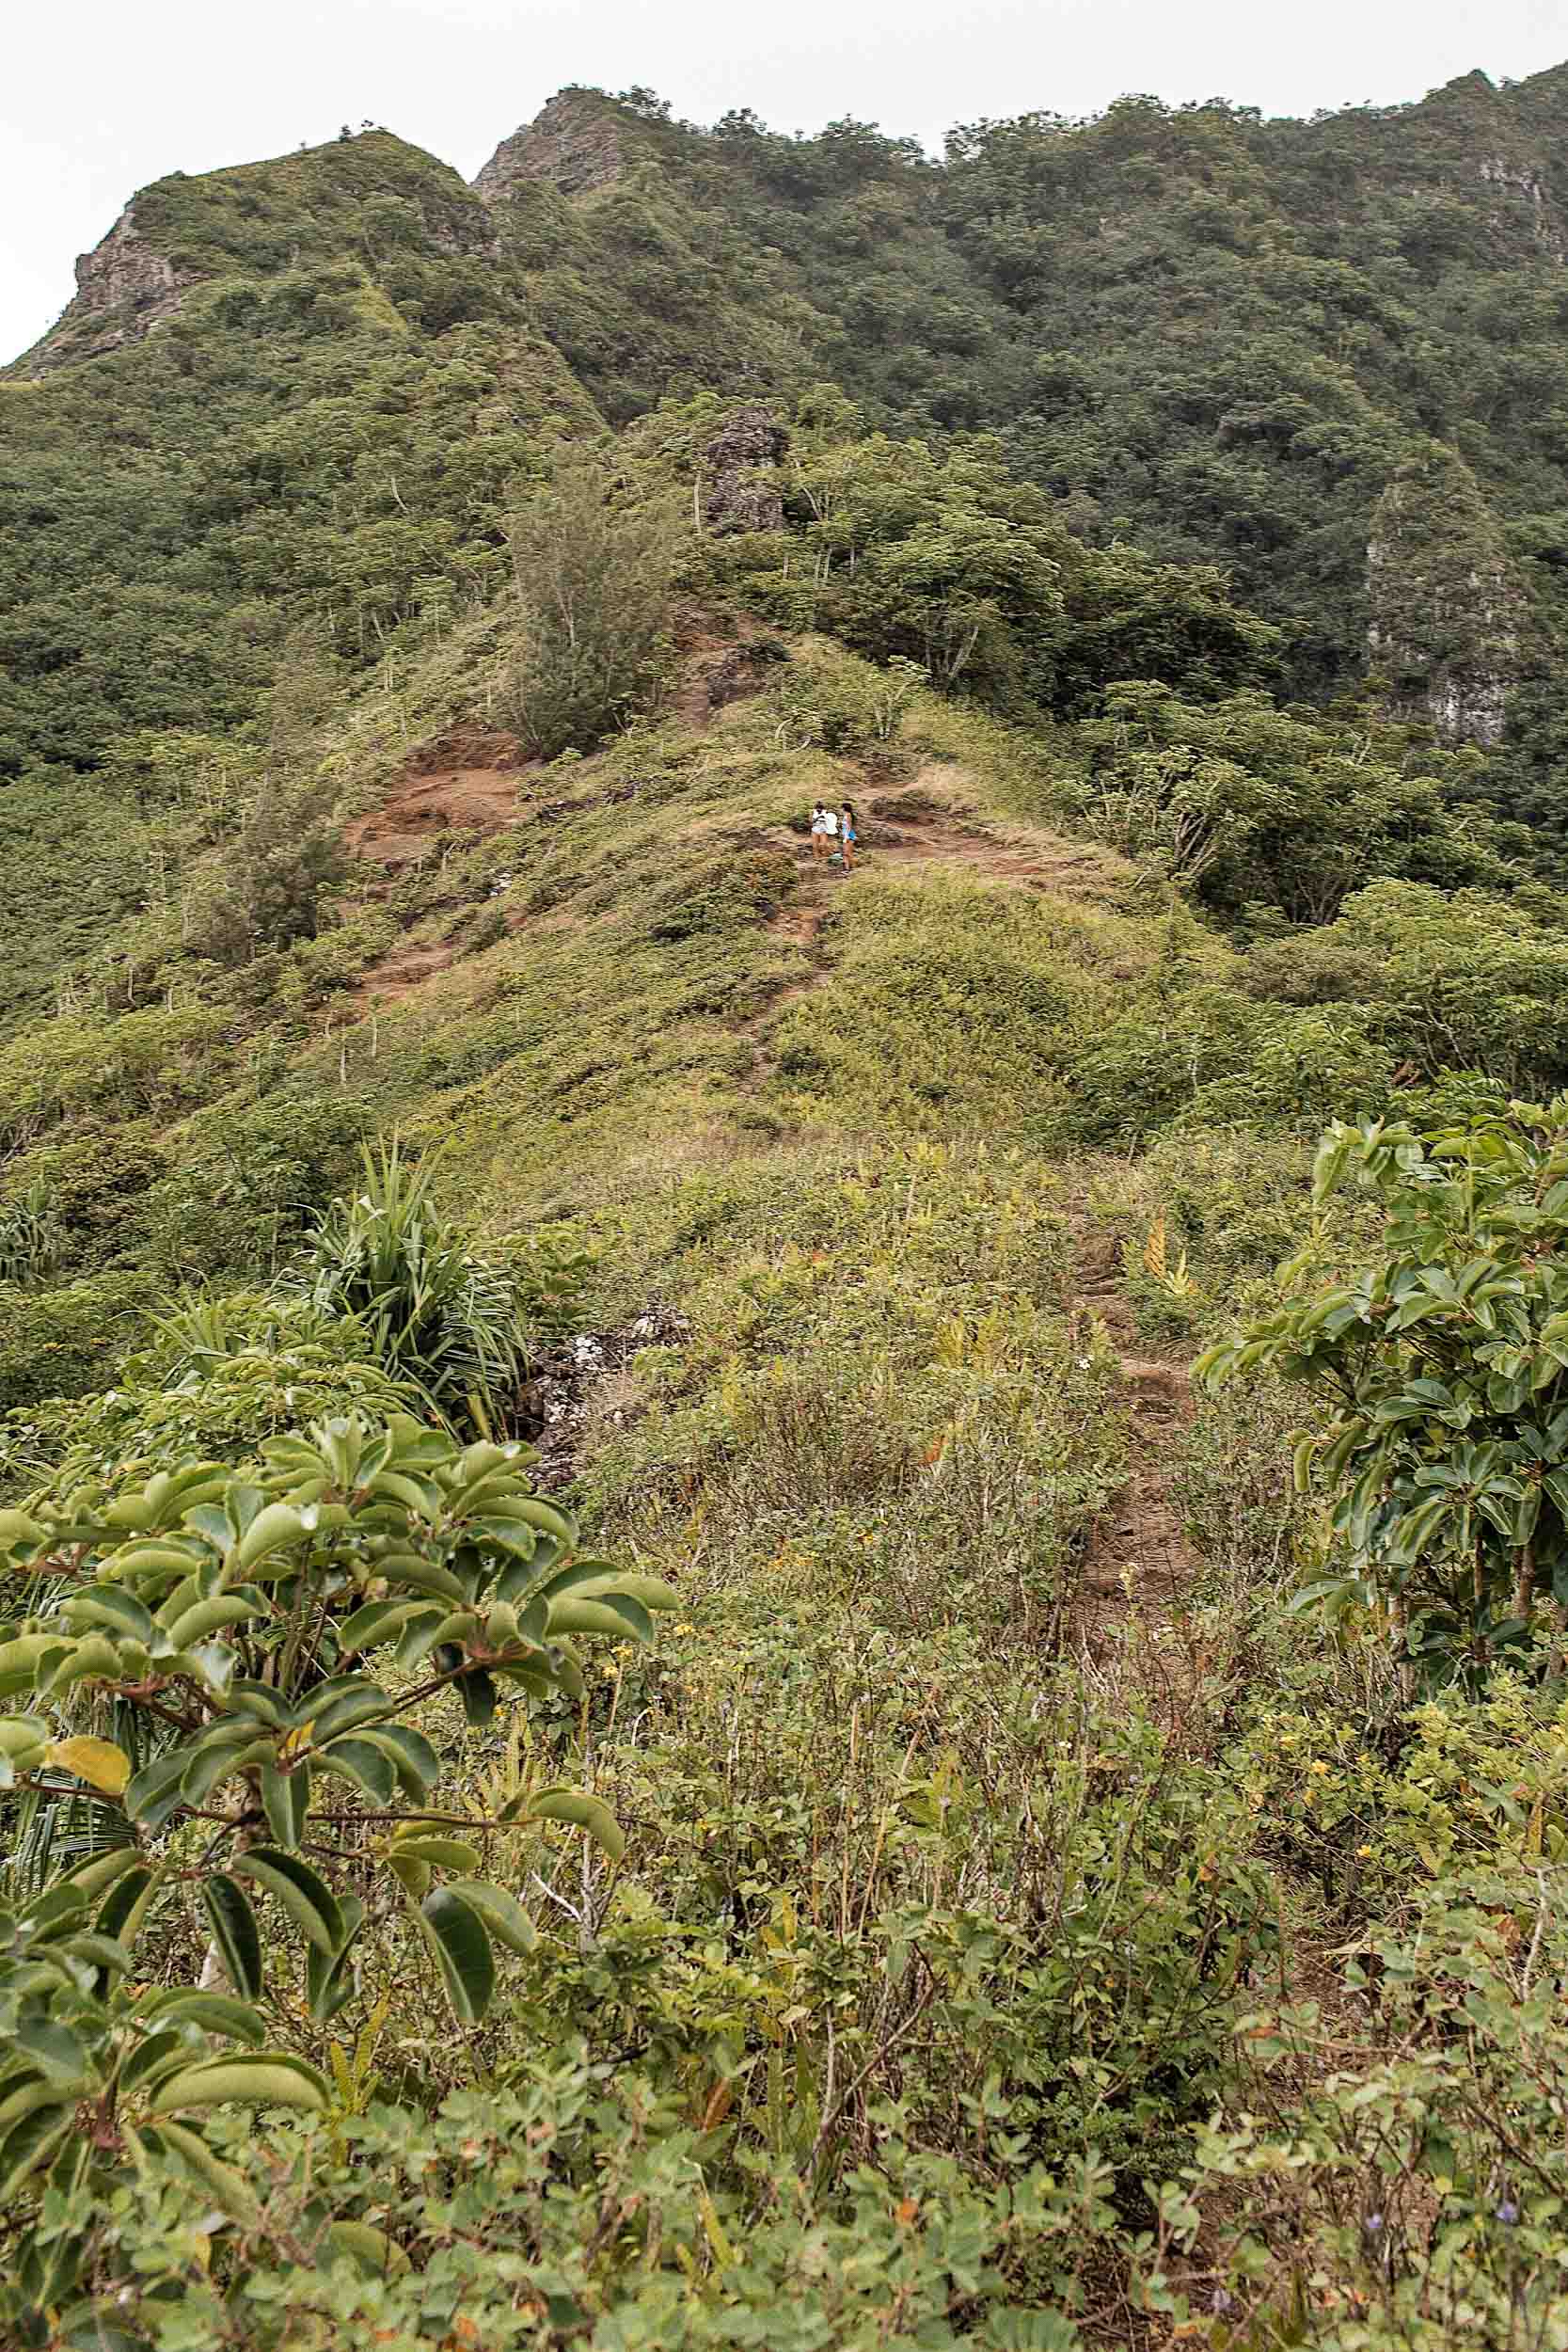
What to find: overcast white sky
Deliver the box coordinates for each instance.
[4,0,1565,364]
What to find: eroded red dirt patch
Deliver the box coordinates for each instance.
[343,730,531,871]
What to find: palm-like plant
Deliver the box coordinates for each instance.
[280,1138,524,1429]
[147,1293,361,1382]
[0,1178,64,1289]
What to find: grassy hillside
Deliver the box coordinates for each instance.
[4,73,1568,2344]
[6,482,1568,2333]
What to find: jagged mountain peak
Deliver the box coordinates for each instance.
[10,128,487,379]
[473,87,654,204]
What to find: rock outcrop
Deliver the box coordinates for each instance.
[1366,446,1524,748]
[474,89,628,205]
[16,202,190,376]
[1477,156,1567,259]
[701,407,788,534]
[518,1311,691,1489]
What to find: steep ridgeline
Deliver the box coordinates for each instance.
[4,66,1568,813]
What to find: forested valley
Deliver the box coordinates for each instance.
[4,65,1568,2349]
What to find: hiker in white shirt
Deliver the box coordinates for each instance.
[810,802,839,862]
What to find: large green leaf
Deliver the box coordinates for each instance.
[225,1678,289,1726]
[305,1682,389,1745]
[200,1876,263,2001]
[321,2219,412,2277]
[122,1750,190,1832]
[545,1596,654,1642]
[230,1848,342,1956]
[135,1990,266,2045]
[231,1502,318,1576]
[456,1668,498,1728]
[531,1787,626,1864]
[0,2080,65,2142]
[336,1597,443,1654]
[305,1894,365,2025]
[418,1888,495,2024]
[149,2053,328,2116]
[388,1833,482,1870]
[537,1560,678,1612]
[144,2119,257,2221]
[448,1879,537,1955]
[0,2106,72,2205]
[314,1738,396,1804]
[61,1847,143,1903]
[62,1588,155,1644]
[95,1866,156,1956]
[181,1723,269,1804]
[261,1761,312,1849]
[360,1722,438,1798]
[0,1718,49,1789]
[119,2030,188,2098]
[12,2020,87,2087]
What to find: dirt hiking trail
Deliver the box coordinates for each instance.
[337,730,1194,1649]
[761,770,1131,904]
[343,728,529,874]
[746,782,1196,1655]
[1068,1221,1198,1676]
[734,771,1130,1076]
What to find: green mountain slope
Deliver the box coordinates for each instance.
[474,71,1568,800]
[5,571,1568,2339]
[6,80,1568,2341]
[0,131,594,779]
[8,68,1568,817]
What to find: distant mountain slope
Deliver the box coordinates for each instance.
[471,73,1568,794]
[4,67,1568,817]
[0,132,596,777]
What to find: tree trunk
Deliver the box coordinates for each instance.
[1513,1539,1537,1620]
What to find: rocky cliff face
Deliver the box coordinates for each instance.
[1477,155,1566,260]
[1366,448,1524,748]
[474,90,629,204]
[701,407,788,533]
[15,201,191,376]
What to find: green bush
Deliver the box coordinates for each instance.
[135,1097,368,1286]
[184,779,346,966]
[1146,1875,1568,2349]
[768,639,926,754]
[1200,1096,1568,1685]
[500,453,681,756]
[0,1269,159,1414]
[0,1413,675,2326]
[8,2063,1115,2351]
[0,1294,414,1487]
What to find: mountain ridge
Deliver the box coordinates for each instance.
[8,70,1568,2341]
[8,62,1568,822]
[18,62,1568,382]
